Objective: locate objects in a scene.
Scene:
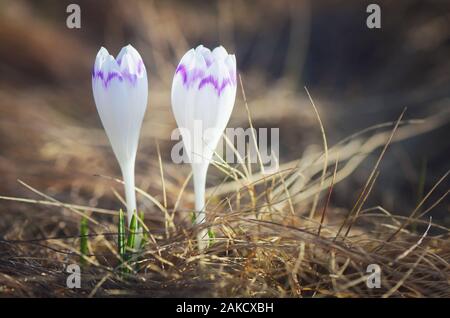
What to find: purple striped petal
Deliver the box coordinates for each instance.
[93,59,145,88]
[175,64,236,96]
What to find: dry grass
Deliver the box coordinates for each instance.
[0,96,448,297]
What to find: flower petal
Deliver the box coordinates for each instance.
[212,46,228,61]
[195,45,214,67]
[92,45,148,166]
[116,44,145,77]
[171,45,237,165]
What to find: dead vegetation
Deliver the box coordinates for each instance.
[1,91,448,297]
[0,0,449,297]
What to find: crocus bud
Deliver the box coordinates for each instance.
[171,45,237,249]
[92,44,148,225]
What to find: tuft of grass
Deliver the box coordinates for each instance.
[79,216,89,266]
[138,211,147,249]
[125,212,137,266]
[0,105,448,297]
[207,228,216,247]
[118,209,126,264]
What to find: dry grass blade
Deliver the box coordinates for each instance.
[383,169,450,245]
[318,158,338,236]
[394,217,432,263]
[304,86,328,220]
[335,108,406,240]
[0,195,117,215]
[16,179,99,225]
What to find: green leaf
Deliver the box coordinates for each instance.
[191,211,196,224]
[80,216,88,266]
[138,211,145,229]
[141,230,149,249]
[118,209,126,260]
[126,212,137,253]
[207,228,216,247]
[138,211,148,249]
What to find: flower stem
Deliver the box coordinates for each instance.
[193,163,209,250]
[121,162,137,226]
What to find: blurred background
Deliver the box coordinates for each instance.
[0,0,449,230]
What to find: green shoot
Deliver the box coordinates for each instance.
[138,211,147,249]
[138,211,145,229]
[207,228,216,247]
[118,209,126,260]
[126,212,137,256]
[191,211,214,248]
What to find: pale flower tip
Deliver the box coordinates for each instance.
[226,53,236,61]
[100,54,119,74]
[188,48,197,56]
[124,44,136,53]
[124,44,144,63]
[177,48,196,69]
[212,45,229,61]
[96,46,109,58]
[105,54,117,64]
[225,54,237,70]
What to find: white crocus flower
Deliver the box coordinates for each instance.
[92,44,148,226]
[171,45,237,249]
